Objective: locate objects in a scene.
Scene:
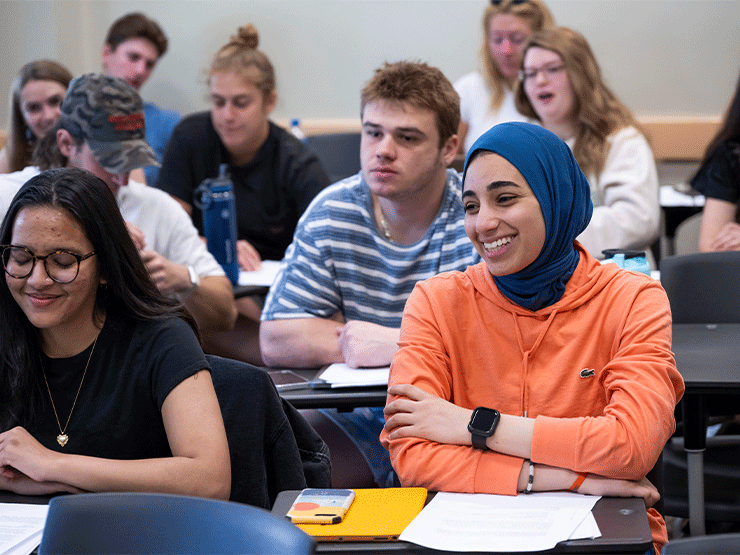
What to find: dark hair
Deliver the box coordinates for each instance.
[5,60,73,172]
[360,61,460,148]
[105,12,168,57]
[32,121,78,170]
[0,168,196,431]
[209,24,276,100]
[694,70,740,181]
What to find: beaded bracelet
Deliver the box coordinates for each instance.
[524,461,534,494]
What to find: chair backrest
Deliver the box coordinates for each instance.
[38,492,315,555]
[659,251,740,323]
[304,133,361,183]
[662,532,740,554]
[673,212,702,256]
[206,354,331,508]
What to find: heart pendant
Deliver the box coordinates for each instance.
[57,434,69,447]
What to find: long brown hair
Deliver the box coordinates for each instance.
[5,60,73,172]
[480,0,553,113]
[515,26,639,176]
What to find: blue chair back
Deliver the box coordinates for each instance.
[663,532,740,554]
[38,492,315,554]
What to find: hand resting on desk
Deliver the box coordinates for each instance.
[0,427,84,495]
[384,384,660,509]
[337,320,400,368]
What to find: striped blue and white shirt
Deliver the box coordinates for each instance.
[262,170,480,327]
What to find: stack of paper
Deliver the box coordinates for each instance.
[400,492,600,552]
[317,363,390,388]
[238,259,282,287]
[0,503,49,555]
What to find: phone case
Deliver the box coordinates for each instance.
[287,488,356,524]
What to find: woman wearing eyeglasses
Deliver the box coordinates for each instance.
[515,26,659,260]
[0,168,230,499]
[454,0,554,153]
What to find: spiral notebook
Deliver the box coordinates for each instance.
[294,487,427,542]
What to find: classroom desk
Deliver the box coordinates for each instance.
[671,322,740,536]
[272,491,653,555]
[275,368,387,411]
[232,283,269,299]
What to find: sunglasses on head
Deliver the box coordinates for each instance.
[490,0,529,5]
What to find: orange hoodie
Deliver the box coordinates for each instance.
[380,245,684,553]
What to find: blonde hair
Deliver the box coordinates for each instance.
[5,60,73,172]
[480,0,554,113]
[514,26,639,176]
[209,24,275,99]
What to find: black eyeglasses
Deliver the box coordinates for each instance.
[490,0,529,6]
[2,245,96,284]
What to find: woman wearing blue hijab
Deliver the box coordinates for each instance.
[381,123,683,553]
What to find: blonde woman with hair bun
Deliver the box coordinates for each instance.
[455,0,554,153]
[515,26,659,260]
[155,23,330,365]
[156,23,329,270]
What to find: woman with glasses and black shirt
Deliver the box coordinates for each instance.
[454,0,554,153]
[0,168,230,499]
[515,26,659,261]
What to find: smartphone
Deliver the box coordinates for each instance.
[287,488,356,524]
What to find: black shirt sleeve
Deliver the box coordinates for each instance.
[691,141,740,204]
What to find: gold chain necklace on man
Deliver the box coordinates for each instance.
[42,336,98,447]
[377,203,393,241]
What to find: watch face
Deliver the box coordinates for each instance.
[471,407,499,433]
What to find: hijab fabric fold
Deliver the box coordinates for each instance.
[462,122,593,311]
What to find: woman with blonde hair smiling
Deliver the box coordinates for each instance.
[455,0,554,153]
[515,26,659,259]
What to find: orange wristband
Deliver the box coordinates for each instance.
[569,472,588,492]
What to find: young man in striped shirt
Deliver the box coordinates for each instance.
[261,61,478,369]
[259,61,479,487]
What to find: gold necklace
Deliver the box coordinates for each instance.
[377,203,393,241]
[42,336,98,447]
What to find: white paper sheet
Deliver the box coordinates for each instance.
[659,184,705,207]
[399,492,600,553]
[238,259,282,287]
[0,503,48,555]
[317,363,390,388]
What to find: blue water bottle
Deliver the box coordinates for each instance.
[194,164,239,284]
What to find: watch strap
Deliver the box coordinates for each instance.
[471,431,489,449]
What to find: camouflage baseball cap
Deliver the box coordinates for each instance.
[58,73,159,174]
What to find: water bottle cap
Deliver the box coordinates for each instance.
[291,118,300,127]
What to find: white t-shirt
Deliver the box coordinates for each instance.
[454,71,531,153]
[0,168,224,279]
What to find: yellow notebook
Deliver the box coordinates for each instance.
[296,487,427,541]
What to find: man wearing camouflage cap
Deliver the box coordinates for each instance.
[0,74,237,332]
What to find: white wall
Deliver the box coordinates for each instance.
[1,0,739,130]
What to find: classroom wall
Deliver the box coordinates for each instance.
[1,0,739,131]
